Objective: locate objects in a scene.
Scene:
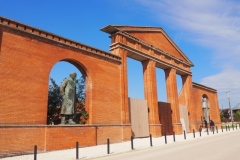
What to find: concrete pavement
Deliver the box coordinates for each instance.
[1,126,238,160]
[93,129,240,160]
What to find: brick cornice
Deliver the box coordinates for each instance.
[192,82,217,93]
[0,16,121,63]
[111,42,192,75]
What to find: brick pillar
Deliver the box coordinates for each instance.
[119,48,130,124]
[142,60,161,137]
[117,48,132,141]
[213,93,221,125]
[110,35,131,140]
[164,68,182,134]
[110,47,130,124]
[181,74,194,131]
[110,35,129,125]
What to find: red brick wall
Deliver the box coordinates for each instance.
[0,31,49,124]
[192,85,221,128]
[0,23,127,156]
[0,126,45,156]
[122,126,132,141]
[0,30,2,51]
[0,126,96,157]
[96,126,124,144]
[0,27,122,125]
[46,126,96,150]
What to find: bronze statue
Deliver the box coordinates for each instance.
[59,72,77,125]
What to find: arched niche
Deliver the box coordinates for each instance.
[47,59,90,125]
[202,94,210,123]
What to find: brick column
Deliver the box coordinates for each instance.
[142,60,161,137]
[110,34,129,125]
[181,74,194,131]
[110,35,131,140]
[110,47,130,125]
[119,48,130,124]
[164,68,182,134]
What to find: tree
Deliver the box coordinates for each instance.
[75,77,88,124]
[76,77,85,102]
[235,110,240,118]
[220,112,225,120]
[47,78,62,124]
[220,109,230,121]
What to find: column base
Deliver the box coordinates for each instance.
[122,125,132,141]
[149,125,162,137]
[172,123,183,134]
[189,122,203,133]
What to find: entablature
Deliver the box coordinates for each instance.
[109,31,192,75]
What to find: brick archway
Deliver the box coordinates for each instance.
[202,94,210,122]
[48,59,90,125]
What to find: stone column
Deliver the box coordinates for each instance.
[164,68,182,134]
[181,74,194,131]
[142,59,161,137]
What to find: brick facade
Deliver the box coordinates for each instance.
[0,17,221,157]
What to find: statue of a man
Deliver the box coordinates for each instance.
[59,72,77,125]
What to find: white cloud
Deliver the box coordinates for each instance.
[137,0,240,107]
[201,69,240,107]
[201,69,240,92]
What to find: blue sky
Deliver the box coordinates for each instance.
[1,0,239,109]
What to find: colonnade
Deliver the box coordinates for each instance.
[116,47,194,136]
[105,27,195,136]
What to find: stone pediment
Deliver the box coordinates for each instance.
[101,25,193,66]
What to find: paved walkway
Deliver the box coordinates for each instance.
[1,127,237,160]
[94,129,240,160]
